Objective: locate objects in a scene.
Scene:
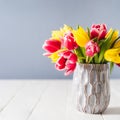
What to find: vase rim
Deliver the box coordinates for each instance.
[77,63,108,65]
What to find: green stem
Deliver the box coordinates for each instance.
[88,57,93,63]
[86,56,89,63]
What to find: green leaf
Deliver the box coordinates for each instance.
[87,27,90,38]
[74,47,85,63]
[98,39,105,47]
[94,54,99,63]
[110,62,114,74]
[88,57,94,63]
[98,30,115,63]
[77,25,80,29]
[80,47,86,57]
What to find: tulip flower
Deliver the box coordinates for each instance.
[85,40,100,57]
[42,39,61,56]
[113,40,120,48]
[51,24,72,40]
[63,32,78,50]
[90,24,107,40]
[73,27,90,47]
[55,51,77,75]
[42,24,120,76]
[104,47,120,63]
[116,63,120,67]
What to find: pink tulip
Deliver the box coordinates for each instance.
[42,39,61,56]
[85,40,100,57]
[55,51,77,75]
[63,32,78,50]
[90,24,107,40]
[116,63,120,67]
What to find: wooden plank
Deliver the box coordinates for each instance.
[0,80,119,120]
[28,80,104,120]
[0,80,24,112]
[28,80,69,120]
[0,80,48,120]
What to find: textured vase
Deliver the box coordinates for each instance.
[72,63,110,114]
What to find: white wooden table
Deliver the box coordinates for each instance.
[0,79,119,120]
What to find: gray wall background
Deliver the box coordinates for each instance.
[0,0,120,79]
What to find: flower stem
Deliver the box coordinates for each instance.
[88,57,93,63]
[86,56,89,63]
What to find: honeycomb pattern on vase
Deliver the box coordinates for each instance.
[73,64,110,114]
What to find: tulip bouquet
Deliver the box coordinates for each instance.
[42,24,120,75]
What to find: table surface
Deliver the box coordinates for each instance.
[0,79,119,120]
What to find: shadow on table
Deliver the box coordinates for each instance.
[103,107,120,115]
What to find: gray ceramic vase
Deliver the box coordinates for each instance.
[72,63,110,114]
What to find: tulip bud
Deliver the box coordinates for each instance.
[63,32,78,50]
[55,50,77,75]
[55,56,66,70]
[42,39,61,55]
[116,63,120,67]
[90,24,107,40]
[85,40,100,57]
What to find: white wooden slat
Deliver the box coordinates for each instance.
[0,80,48,120]
[102,80,120,120]
[0,80,24,112]
[0,79,119,120]
[28,80,69,120]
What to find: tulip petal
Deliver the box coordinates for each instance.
[98,30,107,40]
[116,63,120,67]
[85,40,100,57]
[90,28,99,38]
[104,48,120,63]
[43,52,52,56]
[51,24,72,40]
[55,63,65,70]
[45,39,61,49]
[62,51,72,59]
[105,29,119,43]
[56,56,66,67]
[64,69,74,76]
[55,56,66,70]
[64,38,74,50]
[114,40,120,48]
[42,39,61,53]
[65,62,76,70]
[73,27,90,47]
[90,24,107,40]
[69,53,77,63]
[42,45,59,53]
[48,52,59,63]
[63,32,78,50]
[49,48,67,62]
[65,63,76,76]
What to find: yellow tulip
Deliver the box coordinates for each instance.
[104,47,120,63]
[51,31,63,40]
[105,28,119,43]
[51,24,72,40]
[72,27,90,47]
[49,49,67,62]
[60,24,72,33]
[49,52,60,63]
[113,40,120,48]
